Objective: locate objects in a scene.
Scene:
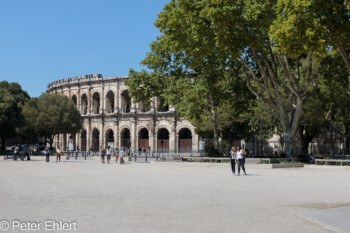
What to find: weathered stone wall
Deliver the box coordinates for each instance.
[47,74,198,153]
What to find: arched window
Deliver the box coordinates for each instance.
[157,128,169,153]
[72,95,77,106]
[81,129,87,151]
[92,92,100,114]
[178,128,192,153]
[105,129,114,148]
[138,128,149,150]
[157,97,169,112]
[120,128,131,148]
[92,129,100,151]
[81,94,88,115]
[121,90,131,113]
[106,91,115,114]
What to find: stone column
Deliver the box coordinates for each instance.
[100,123,104,149]
[87,123,91,152]
[170,129,176,153]
[175,133,179,153]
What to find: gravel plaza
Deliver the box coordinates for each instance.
[0,158,350,233]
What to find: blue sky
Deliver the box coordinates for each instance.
[0,0,168,97]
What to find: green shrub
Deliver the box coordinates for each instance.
[204,140,231,157]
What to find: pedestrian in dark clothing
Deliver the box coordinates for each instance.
[230,146,236,175]
[45,146,50,163]
[236,146,247,176]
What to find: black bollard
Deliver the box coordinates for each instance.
[145,153,147,162]
[75,152,78,160]
[135,153,137,162]
[84,152,87,160]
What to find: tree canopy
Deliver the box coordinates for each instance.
[22,93,83,148]
[0,81,30,149]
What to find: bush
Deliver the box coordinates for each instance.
[204,140,231,157]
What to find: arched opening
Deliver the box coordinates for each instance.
[92,128,100,152]
[120,128,131,148]
[81,94,88,115]
[81,130,87,151]
[92,92,100,114]
[138,128,149,150]
[157,97,169,112]
[106,91,115,114]
[72,95,77,106]
[121,90,131,113]
[105,129,114,148]
[157,128,169,153]
[139,102,150,113]
[178,128,192,153]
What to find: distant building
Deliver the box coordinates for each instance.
[47,74,199,153]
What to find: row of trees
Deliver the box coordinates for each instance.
[0,81,82,150]
[126,0,350,157]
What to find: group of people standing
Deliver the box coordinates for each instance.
[100,146,126,164]
[230,146,247,176]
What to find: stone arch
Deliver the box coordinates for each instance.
[120,127,131,148]
[178,128,192,153]
[121,90,131,113]
[92,92,100,114]
[138,128,149,150]
[72,95,77,106]
[106,90,115,114]
[157,97,169,112]
[105,128,114,148]
[138,102,150,113]
[92,128,100,151]
[157,128,169,153]
[81,93,88,115]
[81,129,87,151]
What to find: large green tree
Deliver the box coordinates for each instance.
[270,0,350,91]
[127,0,250,148]
[22,93,83,149]
[0,81,30,149]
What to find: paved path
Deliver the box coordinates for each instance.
[301,206,350,233]
[0,160,349,233]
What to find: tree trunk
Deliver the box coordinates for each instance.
[209,91,218,148]
[338,45,350,94]
[284,133,293,158]
[0,137,5,150]
[49,137,54,150]
[279,99,303,158]
[345,125,350,155]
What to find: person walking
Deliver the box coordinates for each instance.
[45,146,50,163]
[100,147,106,163]
[230,146,236,175]
[106,146,112,163]
[138,147,141,157]
[119,147,125,164]
[236,146,247,176]
[56,147,62,162]
[115,148,119,163]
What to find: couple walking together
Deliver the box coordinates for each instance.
[230,146,247,176]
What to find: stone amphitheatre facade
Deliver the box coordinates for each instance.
[47,74,199,154]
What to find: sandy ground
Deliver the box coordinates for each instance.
[0,159,349,233]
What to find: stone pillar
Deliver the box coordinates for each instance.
[87,123,91,152]
[88,87,92,115]
[131,120,136,153]
[175,133,179,153]
[193,133,199,153]
[130,102,136,113]
[115,123,119,150]
[100,123,104,149]
[170,129,176,153]
[76,134,80,151]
